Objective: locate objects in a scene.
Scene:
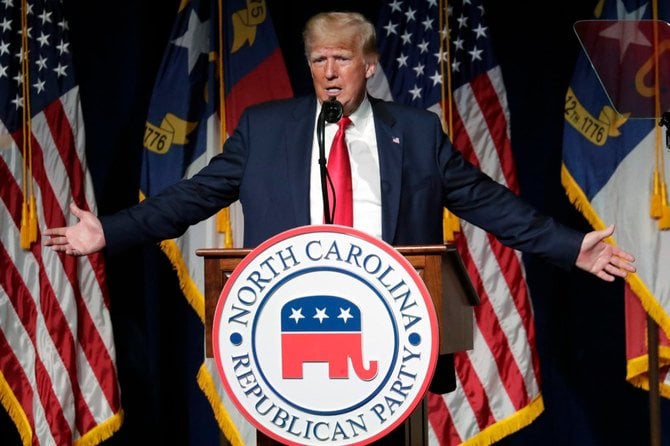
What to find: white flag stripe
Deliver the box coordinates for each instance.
[427,421,441,446]
[488,66,512,140]
[443,372,481,440]
[454,82,508,186]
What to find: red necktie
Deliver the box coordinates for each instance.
[327,116,353,226]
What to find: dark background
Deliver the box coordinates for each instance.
[2,0,669,444]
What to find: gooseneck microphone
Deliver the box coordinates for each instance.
[317,97,344,224]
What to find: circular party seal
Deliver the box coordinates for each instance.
[212,225,438,446]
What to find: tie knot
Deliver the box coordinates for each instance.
[338,116,352,130]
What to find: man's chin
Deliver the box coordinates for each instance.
[320,94,343,102]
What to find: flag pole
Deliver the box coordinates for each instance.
[649,4,663,443]
[647,315,661,446]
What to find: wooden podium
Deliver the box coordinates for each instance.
[197,244,478,446]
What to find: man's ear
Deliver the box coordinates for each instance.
[365,61,377,79]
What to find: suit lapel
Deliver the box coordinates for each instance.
[371,99,402,244]
[286,96,317,226]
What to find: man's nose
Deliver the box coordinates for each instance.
[324,59,337,79]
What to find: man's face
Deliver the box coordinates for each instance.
[308,40,376,117]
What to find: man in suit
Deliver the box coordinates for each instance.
[44,10,635,397]
[44,11,635,283]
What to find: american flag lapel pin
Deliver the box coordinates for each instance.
[392,136,400,144]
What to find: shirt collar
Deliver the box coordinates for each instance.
[347,96,372,131]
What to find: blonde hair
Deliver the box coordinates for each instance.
[303,11,378,62]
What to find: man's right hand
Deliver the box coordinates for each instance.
[43,202,106,256]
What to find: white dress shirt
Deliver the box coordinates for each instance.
[309,97,382,238]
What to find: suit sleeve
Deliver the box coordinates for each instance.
[101,110,251,254]
[435,118,584,270]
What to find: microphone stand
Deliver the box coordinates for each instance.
[317,97,343,224]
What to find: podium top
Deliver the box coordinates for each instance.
[195,243,452,258]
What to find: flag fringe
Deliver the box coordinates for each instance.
[562,165,670,390]
[1,373,123,446]
[560,164,608,232]
[0,373,32,446]
[626,350,670,398]
[158,239,205,322]
[74,410,124,446]
[197,364,246,446]
[157,239,249,444]
[442,208,460,242]
[461,395,544,446]
[625,273,670,383]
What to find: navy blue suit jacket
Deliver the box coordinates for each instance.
[102,95,582,269]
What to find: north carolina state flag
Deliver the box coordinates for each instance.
[574,19,670,117]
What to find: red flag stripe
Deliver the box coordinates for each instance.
[468,69,520,193]
[440,356,488,440]
[225,48,293,132]
[427,390,461,443]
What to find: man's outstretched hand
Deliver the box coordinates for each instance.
[575,224,636,282]
[43,202,106,256]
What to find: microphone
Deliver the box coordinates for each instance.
[322,97,343,123]
[317,97,344,224]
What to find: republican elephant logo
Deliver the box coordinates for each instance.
[280,296,378,381]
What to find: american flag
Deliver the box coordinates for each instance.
[0,0,121,444]
[369,0,543,444]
